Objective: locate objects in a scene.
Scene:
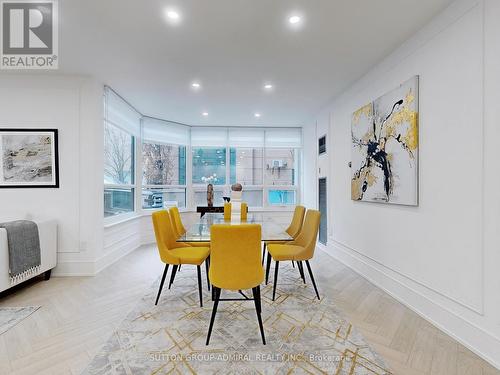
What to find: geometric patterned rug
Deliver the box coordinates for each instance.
[83,263,392,374]
[0,306,40,335]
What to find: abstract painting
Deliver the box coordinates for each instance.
[0,129,59,188]
[351,76,419,205]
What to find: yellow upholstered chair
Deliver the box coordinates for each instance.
[152,210,210,307]
[262,205,306,264]
[170,206,186,236]
[169,207,210,248]
[223,202,248,221]
[223,202,231,221]
[206,224,265,345]
[240,202,248,221]
[266,209,321,301]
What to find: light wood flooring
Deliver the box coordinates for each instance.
[0,246,498,375]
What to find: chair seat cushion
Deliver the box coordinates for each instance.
[170,247,210,265]
[267,244,307,261]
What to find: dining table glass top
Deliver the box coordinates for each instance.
[178,213,293,242]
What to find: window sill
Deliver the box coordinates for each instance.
[250,207,296,212]
[140,206,295,215]
[103,206,296,228]
[140,207,190,217]
[104,213,142,228]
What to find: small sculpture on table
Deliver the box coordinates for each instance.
[207,183,214,207]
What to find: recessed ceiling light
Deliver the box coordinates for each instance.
[202,112,209,116]
[289,15,301,24]
[167,11,180,20]
[254,113,261,118]
[164,9,181,24]
[191,82,201,89]
[264,83,274,90]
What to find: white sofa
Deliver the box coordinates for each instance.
[0,220,57,293]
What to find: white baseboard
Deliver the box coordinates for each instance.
[322,240,500,371]
[53,234,141,277]
[52,260,96,277]
[96,234,141,274]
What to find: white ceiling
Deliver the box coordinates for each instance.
[60,0,453,126]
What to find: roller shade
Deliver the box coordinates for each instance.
[191,128,227,147]
[104,87,141,136]
[265,128,302,148]
[142,117,190,145]
[228,129,265,148]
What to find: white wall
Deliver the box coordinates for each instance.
[306,0,500,368]
[0,75,105,276]
[301,125,317,209]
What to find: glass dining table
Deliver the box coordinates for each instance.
[177,213,293,243]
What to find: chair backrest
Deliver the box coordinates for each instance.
[223,202,231,221]
[240,202,248,220]
[286,205,306,238]
[152,210,181,265]
[169,206,186,238]
[293,209,321,259]
[209,224,264,290]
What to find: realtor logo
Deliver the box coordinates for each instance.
[1,0,58,69]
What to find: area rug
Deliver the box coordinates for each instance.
[0,306,40,335]
[83,264,392,374]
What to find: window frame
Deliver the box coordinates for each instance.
[191,146,228,186]
[140,140,188,210]
[188,142,301,209]
[262,147,300,208]
[103,119,137,222]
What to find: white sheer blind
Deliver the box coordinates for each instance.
[104,87,141,136]
[191,128,227,147]
[228,129,265,148]
[265,128,302,148]
[142,117,190,145]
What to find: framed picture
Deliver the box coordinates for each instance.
[0,129,59,188]
[351,76,419,205]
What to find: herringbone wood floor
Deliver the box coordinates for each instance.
[0,246,498,375]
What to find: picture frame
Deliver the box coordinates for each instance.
[0,129,59,188]
[351,76,419,206]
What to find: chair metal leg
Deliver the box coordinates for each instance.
[206,287,221,345]
[178,265,181,272]
[292,260,295,268]
[305,260,320,300]
[197,265,203,307]
[272,261,279,301]
[252,286,266,345]
[168,265,178,289]
[205,258,210,291]
[265,252,272,285]
[155,264,169,305]
[298,261,306,284]
[261,242,267,265]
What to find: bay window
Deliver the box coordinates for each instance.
[103,87,303,217]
